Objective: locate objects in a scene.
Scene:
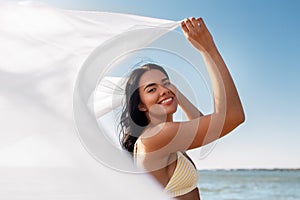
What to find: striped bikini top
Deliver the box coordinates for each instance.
[164,151,198,197]
[134,142,198,198]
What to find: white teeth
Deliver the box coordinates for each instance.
[161,98,172,104]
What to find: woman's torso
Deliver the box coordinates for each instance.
[134,141,200,199]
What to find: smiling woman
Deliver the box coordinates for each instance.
[119,64,174,152]
[119,17,245,199]
[138,68,178,119]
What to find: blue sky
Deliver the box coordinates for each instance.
[24,0,300,168]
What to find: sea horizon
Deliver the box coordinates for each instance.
[198,168,300,199]
[0,166,299,199]
[1,166,299,170]
[198,167,300,171]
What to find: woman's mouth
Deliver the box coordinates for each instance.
[158,97,174,106]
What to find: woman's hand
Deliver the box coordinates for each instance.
[166,83,183,107]
[166,83,179,101]
[165,83,182,106]
[167,83,203,119]
[181,17,215,53]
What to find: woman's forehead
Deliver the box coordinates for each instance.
[138,69,168,86]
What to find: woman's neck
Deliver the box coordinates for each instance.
[148,114,173,126]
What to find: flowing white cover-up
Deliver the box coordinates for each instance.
[0,1,180,199]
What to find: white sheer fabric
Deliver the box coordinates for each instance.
[0,1,179,199]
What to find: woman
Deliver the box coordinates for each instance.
[119,17,245,199]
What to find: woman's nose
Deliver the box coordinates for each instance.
[159,84,170,95]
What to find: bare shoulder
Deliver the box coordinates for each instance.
[139,120,199,155]
[138,113,233,155]
[138,122,179,153]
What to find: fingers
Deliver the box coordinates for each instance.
[185,18,195,31]
[166,83,177,96]
[181,20,189,33]
[181,17,213,52]
[181,18,194,33]
[193,17,202,31]
[181,17,203,33]
[196,17,207,30]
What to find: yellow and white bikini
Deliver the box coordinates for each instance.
[134,144,198,197]
[164,151,198,197]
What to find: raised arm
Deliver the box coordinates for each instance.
[182,17,245,125]
[140,17,245,154]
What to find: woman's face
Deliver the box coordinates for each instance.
[138,69,178,121]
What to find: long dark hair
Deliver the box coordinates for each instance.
[119,63,169,153]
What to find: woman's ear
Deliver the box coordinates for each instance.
[138,103,147,112]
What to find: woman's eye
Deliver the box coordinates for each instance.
[148,88,156,93]
[164,82,171,86]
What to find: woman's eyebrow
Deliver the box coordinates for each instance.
[143,77,169,91]
[161,77,169,82]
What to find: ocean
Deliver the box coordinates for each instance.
[1,167,299,199]
[198,169,300,200]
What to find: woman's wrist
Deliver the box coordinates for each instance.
[199,41,218,57]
